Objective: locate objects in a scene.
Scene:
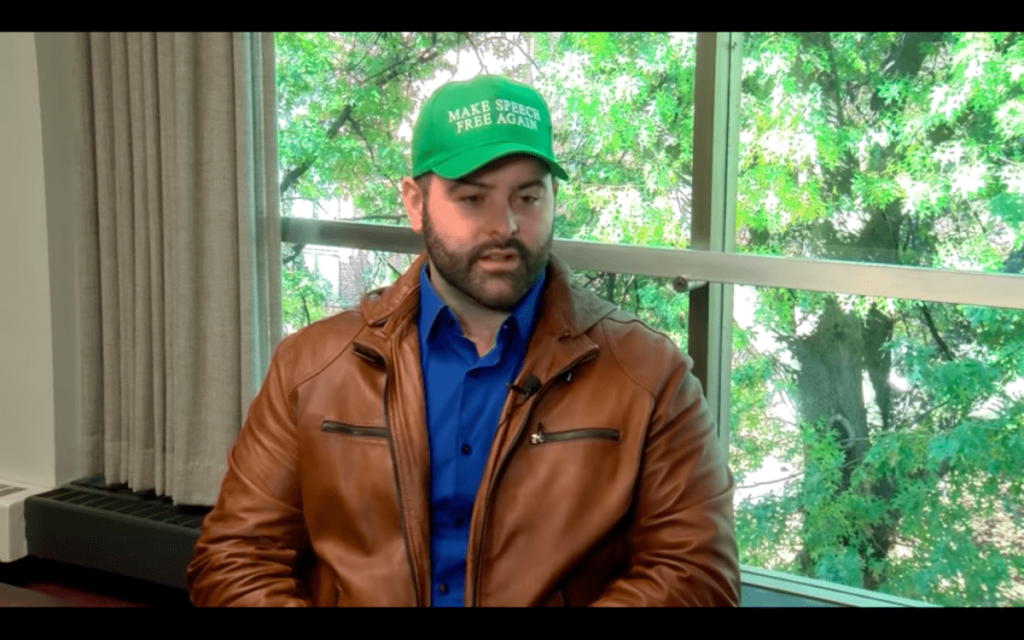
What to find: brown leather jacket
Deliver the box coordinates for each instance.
[186,252,740,606]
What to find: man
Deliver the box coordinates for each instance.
[186,75,740,607]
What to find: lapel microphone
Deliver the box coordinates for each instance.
[505,375,541,398]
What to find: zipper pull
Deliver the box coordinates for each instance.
[530,422,545,444]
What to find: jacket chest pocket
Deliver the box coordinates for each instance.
[529,422,620,445]
[321,421,388,439]
[307,420,400,563]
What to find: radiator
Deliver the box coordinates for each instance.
[22,476,210,590]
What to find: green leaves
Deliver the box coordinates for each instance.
[926,429,964,470]
[814,547,865,588]
[276,31,1024,606]
[280,248,340,333]
[738,32,1024,275]
[275,32,467,206]
[729,33,1024,591]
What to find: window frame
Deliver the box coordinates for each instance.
[276,32,1024,606]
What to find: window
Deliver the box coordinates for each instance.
[730,32,1024,606]
[275,32,1024,606]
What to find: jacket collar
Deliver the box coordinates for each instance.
[359,251,617,344]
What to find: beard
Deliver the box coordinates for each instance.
[421,203,552,313]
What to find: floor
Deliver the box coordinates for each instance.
[0,556,193,607]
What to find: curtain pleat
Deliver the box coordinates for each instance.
[76,32,281,506]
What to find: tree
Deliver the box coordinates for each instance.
[275,32,1024,606]
[734,32,1024,605]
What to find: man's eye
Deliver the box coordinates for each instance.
[462,195,482,204]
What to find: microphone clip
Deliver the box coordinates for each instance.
[505,375,541,398]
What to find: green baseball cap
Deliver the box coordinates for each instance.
[411,75,569,181]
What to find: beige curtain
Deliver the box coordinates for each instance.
[75,33,282,506]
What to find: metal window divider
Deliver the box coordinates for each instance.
[689,32,743,453]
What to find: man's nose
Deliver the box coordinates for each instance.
[492,201,518,236]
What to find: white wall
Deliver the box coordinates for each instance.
[0,32,80,488]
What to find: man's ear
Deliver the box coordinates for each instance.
[401,176,425,233]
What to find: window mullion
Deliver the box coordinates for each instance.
[690,32,743,450]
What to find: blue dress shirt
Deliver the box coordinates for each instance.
[418,262,546,607]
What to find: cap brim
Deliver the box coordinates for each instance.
[431,142,569,181]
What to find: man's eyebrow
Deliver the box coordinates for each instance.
[446,178,546,192]
[446,178,488,192]
[514,179,546,191]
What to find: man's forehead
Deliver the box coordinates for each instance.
[452,155,551,185]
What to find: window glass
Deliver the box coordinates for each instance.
[737,33,1024,276]
[282,246,412,335]
[567,269,689,349]
[731,283,1024,606]
[535,33,696,248]
[282,242,690,353]
[277,32,699,333]
[276,32,697,249]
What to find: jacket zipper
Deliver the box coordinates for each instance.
[356,343,424,607]
[387,362,428,606]
[529,423,619,444]
[470,351,598,606]
[321,421,387,438]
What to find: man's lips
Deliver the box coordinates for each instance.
[478,250,520,270]
[480,250,519,261]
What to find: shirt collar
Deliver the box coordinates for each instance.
[418,261,547,346]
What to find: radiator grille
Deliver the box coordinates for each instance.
[31,486,208,529]
[24,478,212,589]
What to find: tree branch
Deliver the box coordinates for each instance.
[345,32,382,78]
[473,33,544,78]
[905,398,954,430]
[316,200,335,220]
[280,104,354,196]
[507,33,543,76]
[919,303,955,361]
[620,274,636,308]
[283,244,306,266]
[347,114,403,196]
[464,32,490,73]
[633,275,641,315]
[453,33,462,79]
[737,470,804,490]
[364,34,447,90]
[280,35,451,198]
[580,272,601,290]
[280,160,314,198]
[355,214,407,222]
[1002,245,1024,274]
[361,38,417,86]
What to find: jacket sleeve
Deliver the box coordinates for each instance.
[590,352,741,607]
[186,335,313,607]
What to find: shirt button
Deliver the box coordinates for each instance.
[455,517,466,528]
[438,583,449,595]
[469,370,479,378]
[461,444,471,455]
